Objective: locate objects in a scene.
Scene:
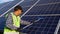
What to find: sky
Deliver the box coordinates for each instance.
[0,0,14,4]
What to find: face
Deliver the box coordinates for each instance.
[14,9,22,16]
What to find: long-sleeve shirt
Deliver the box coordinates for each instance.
[6,13,31,30]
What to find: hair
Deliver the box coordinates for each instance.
[14,5,23,12]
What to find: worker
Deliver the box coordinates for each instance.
[4,5,31,34]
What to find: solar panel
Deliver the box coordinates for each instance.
[0,0,60,34]
[26,3,60,15]
[0,0,21,15]
[21,16,60,34]
[20,0,60,34]
[20,0,38,14]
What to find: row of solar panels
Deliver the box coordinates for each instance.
[0,0,60,34]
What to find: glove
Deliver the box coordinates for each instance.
[16,28,22,32]
[15,28,20,32]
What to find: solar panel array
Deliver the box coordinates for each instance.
[20,0,60,34]
[0,0,60,34]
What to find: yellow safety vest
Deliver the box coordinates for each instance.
[4,13,20,33]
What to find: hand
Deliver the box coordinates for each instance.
[16,28,23,32]
[16,28,20,32]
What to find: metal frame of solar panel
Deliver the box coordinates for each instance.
[58,26,60,34]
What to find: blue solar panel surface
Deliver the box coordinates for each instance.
[26,2,60,15]
[0,0,60,34]
[21,0,60,34]
[21,16,60,34]
[0,0,21,15]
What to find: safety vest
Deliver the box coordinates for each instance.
[4,13,20,33]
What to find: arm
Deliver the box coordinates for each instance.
[21,20,31,25]
[6,14,18,30]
